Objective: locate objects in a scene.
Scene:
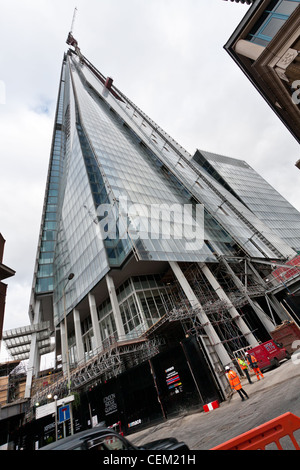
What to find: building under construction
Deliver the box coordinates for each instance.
[2,29,300,448]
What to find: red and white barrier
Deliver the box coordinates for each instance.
[203,400,219,412]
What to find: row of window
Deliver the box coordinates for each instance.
[88,276,173,346]
[36,117,64,293]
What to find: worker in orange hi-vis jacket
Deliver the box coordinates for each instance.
[245,352,264,381]
[225,366,249,402]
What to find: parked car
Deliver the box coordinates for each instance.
[247,339,290,371]
[39,425,189,451]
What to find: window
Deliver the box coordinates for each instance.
[37,264,53,276]
[88,434,132,451]
[35,277,54,293]
[247,0,300,46]
[38,252,53,264]
[120,295,142,335]
[276,0,300,15]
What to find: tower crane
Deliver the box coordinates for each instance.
[66,7,82,60]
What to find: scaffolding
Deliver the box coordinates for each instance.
[28,259,274,410]
[3,322,54,361]
[147,260,274,397]
[0,360,27,406]
[158,262,260,354]
[29,334,166,408]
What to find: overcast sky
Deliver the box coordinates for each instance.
[0,1,299,361]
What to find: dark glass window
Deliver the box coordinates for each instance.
[36,277,54,293]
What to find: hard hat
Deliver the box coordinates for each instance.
[245,352,249,355]
[225,366,230,371]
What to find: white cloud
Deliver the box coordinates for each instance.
[0,0,299,337]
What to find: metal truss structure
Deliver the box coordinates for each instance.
[30,335,166,407]
[3,322,54,361]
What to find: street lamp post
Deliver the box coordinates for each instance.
[63,272,75,435]
[54,395,58,441]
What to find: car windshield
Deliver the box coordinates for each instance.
[87,434,132,450]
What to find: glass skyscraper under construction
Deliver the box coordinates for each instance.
[193,149,300,252]
[4,34,300,437]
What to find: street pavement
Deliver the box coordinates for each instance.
[129,354,300,450]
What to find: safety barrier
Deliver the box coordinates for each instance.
[203,400,220,413]
[211,412,300,450]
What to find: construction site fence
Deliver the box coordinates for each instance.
[211,412,300,450]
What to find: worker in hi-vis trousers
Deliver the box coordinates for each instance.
[225,366,249,402]
[237,357,253,384]
[245,352,264,381]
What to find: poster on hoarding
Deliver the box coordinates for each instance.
[104,393,118,416]
[165,366,183,395]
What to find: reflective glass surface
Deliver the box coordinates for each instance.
[96,275,173,343]
[195,150,300,252]
[69,54,294,261]
[35,65,66,294]
[34,51,297,329]
[52,63,110,325]
[70,58,215,264]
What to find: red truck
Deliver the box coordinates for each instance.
[246,339,290,371]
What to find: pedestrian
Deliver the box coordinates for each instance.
[237,357,253,384]
[225,366,249,402]
[245,352,264,381]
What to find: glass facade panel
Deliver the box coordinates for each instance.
[34,65,66,295]
[52,62,111,325]
[194,150,300,252]
[95,275,171,341]
[70,59,216,264]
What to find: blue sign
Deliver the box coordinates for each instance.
[59,404,70,423]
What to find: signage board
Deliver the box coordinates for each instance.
[104,393,118,416]
[59,404,70,423]
[35,395,74,420]
[36,402,56,420]
[165,366,183,394]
